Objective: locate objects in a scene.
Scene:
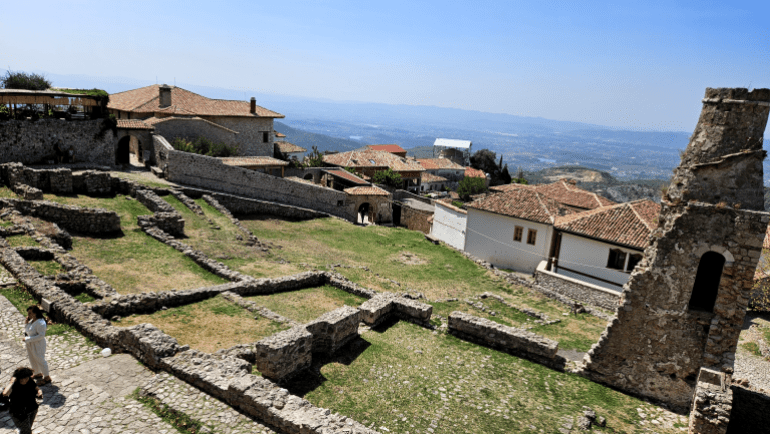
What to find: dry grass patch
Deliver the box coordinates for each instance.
[41,193,226,294]
[0,186,17,198]
[246,285,368,323]
[119,295,289,353]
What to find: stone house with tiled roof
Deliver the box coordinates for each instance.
[322,149,424,191]
[546,199,660,290]
[366,144,407,157]
[108,84,284,157]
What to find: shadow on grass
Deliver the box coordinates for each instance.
[283,336,372,396]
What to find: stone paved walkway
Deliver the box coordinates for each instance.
[0,295,287,433]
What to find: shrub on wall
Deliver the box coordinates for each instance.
[171,137,238,158]
[372,168,402,188]
[1,70,51,90]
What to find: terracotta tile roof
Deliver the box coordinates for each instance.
[421,172,448,183]
[142,116,239,134]
[219,156,289,167]
[464,167,487,178]
[324,169,370,185]
[554,199,660,249]
[323,149,424,172]
[116,119,153,130]
[108,85,284,118]
[275,141,306,154]
[533,180,615,210]
[417,158,465,170]
[274,131,286,138]
[466,188,574,224]
[344,186,390,196]
[367,144,406,154]
[489,183,531,193]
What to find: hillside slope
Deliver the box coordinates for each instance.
[274,121,363,154]
[524,166,667,203]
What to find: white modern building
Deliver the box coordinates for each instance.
[464,188,570,273]
[431,200,467,250]
[548,199,660,290]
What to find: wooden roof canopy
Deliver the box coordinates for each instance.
[0,89,102,107]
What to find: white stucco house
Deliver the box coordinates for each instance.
[464,188,573,273]
[431,200,467,250]
[547,199,661,290]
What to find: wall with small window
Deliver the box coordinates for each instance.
[554,233,644,290]
[464,208,552,273]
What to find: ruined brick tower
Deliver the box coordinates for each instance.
[581,88,770,411]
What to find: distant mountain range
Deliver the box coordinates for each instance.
[274,122,362,155]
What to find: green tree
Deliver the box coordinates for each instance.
[304,146,326,167]
[470,149,510,186]
[457,176,487,200]
[1,70,51,90]
[372,168,402,188]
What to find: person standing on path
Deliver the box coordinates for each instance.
[23,306,51,386]
[2,367,43,434]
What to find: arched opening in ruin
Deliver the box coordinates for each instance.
[358,202,371,224]
[688,251,726,312]
[116,136,131,165]
[303,173,314,181]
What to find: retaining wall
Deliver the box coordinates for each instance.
[534,262,621,311]
[0,119,116,166]
[164,150,353,220]
[0,198,121,234]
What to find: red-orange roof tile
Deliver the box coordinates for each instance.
[324,169,370,185]
[116,119,153,130]
[464,167,486,178]
[344,186,390,196]
[108,85,284,118]
[417,158,465,170]
[421,172,448,183]
[533,180,615,210]
[323,149,424,172]
[367,144,406,154]
[554,199,660,249]
[466,188,574,224]
[275,141,306,154]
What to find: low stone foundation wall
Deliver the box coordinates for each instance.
[12,183,43,200]
[448,311,563,368]
[305,306,362,353]
[358,292,433,327]
[220,291,299,326]
[0,198,121,234]
[253,326,313,381]
[689,368,732,434]
[202,194,267,249]
[534,264,621,311]
[181,187,331,221]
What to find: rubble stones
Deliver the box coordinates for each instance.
[688,368,733,434]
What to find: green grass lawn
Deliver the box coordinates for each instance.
[159,196,301,280]
[0,186,17,198]
[118,295,289,353]
[246,285,368,323]
[290,320,686,434]
[5,234,41,247]
[27,260,66,276]
[41,193,226,294]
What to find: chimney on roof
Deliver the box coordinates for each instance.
[159,84,172,108]
[250,97,256,114]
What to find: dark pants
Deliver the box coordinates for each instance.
[10,408,37,434]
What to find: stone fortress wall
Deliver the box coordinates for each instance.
[0,119,116,166]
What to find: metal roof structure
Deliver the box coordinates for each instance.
[433,138,472,149]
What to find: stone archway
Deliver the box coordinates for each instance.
[116,136,131,165]
[358,202,371,224]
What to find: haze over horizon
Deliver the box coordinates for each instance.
[1,1,768,134]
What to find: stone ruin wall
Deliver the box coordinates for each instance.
[164,150,354,220]
[0,119,116,166]
[580,88,770,413]
[400,203,433,234]
[533,265,621,311]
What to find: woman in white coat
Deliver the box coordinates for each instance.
[23,306,51,385]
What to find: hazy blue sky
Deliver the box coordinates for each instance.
[1,0,768,131]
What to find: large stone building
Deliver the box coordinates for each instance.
[322,149,424,191]
[108,85,284,159]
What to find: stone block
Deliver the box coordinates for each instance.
[305,306,362,353]
[254,326,312,381]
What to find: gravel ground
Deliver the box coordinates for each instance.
[734,312,770,393]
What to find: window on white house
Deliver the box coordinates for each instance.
[526,229,537,245]
[513,226,523,242]
[607,249,627,270]
[626,253,643,272]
